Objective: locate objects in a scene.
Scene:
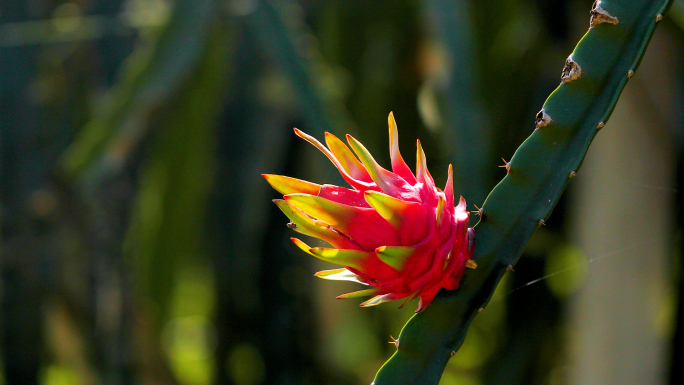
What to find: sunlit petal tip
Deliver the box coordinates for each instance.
[444,165,455,208]
[314,268,367,284]
[263,174,321,196]
[360,294,403,307]
[337,288,380,299]
[415,140,429,182]
[314,268,346,278]
[291,238,315,256]
[456,196,467,211]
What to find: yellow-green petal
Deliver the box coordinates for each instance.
[263,174,321,195]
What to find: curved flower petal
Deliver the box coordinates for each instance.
[308,246,398,279]
[360,293,406,307]
[324,132,374,184]
[294,128,376,191]
[346,134,419,202]
[284,193,401,250]
[337,288,381,299]
[315,268,367,284]
[262,174,321,196]
[388,112,418,184]
[273,200,360,250]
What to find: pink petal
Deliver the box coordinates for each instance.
[364,190,428,245]
[318,185,370,207]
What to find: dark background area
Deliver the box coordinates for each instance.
[2,0,684,384]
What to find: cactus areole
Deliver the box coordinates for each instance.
[263,113,475,312]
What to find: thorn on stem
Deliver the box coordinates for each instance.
[499,158,511,174]
[628,70,634,78]
[561,56,582,83]
[597,122,605,129]
[286,222,297,230]
[450,351,457,357]
[471,204,483,217]
[656,14,663,22]
[465,259,478,269]
[478,307,485,313]
[535,109,552,129]
[569,171,577,178]
[507,265,515,272]
[538,219,546,227]
[590,1,619,28]
[388,335,399,349]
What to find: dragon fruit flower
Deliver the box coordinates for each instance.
[263,113,475,312]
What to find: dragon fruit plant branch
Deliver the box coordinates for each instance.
[372,0,674,384]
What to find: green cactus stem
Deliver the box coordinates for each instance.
[372,0,674,384]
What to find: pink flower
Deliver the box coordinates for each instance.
[263,113,475,312]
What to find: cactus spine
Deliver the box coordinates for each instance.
[372,1,674,384]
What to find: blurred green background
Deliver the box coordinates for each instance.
[2,0,684,384]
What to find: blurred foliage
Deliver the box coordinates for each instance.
[0,0,682,384]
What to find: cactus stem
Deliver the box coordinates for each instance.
[597,121,605,129]
[389,335,400,349]
[628,69,635,78]
[590,1,619,28]
[465,260,478,269]
[569,171,577,179]
[535,109,552,130]
[538,219,546,227]
[507,265,515,272]
[498,158,511,174]
[656,14,663,22]
[561,56,582,83]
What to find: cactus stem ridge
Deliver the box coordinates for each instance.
[590,1,619,28]
[569,171,577,179]
[561,56,582,83]
[597,121,605,129]
[656,14,663,22]
[535,109,552,130]
[498,158,511,174]
[628,69,635,78]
